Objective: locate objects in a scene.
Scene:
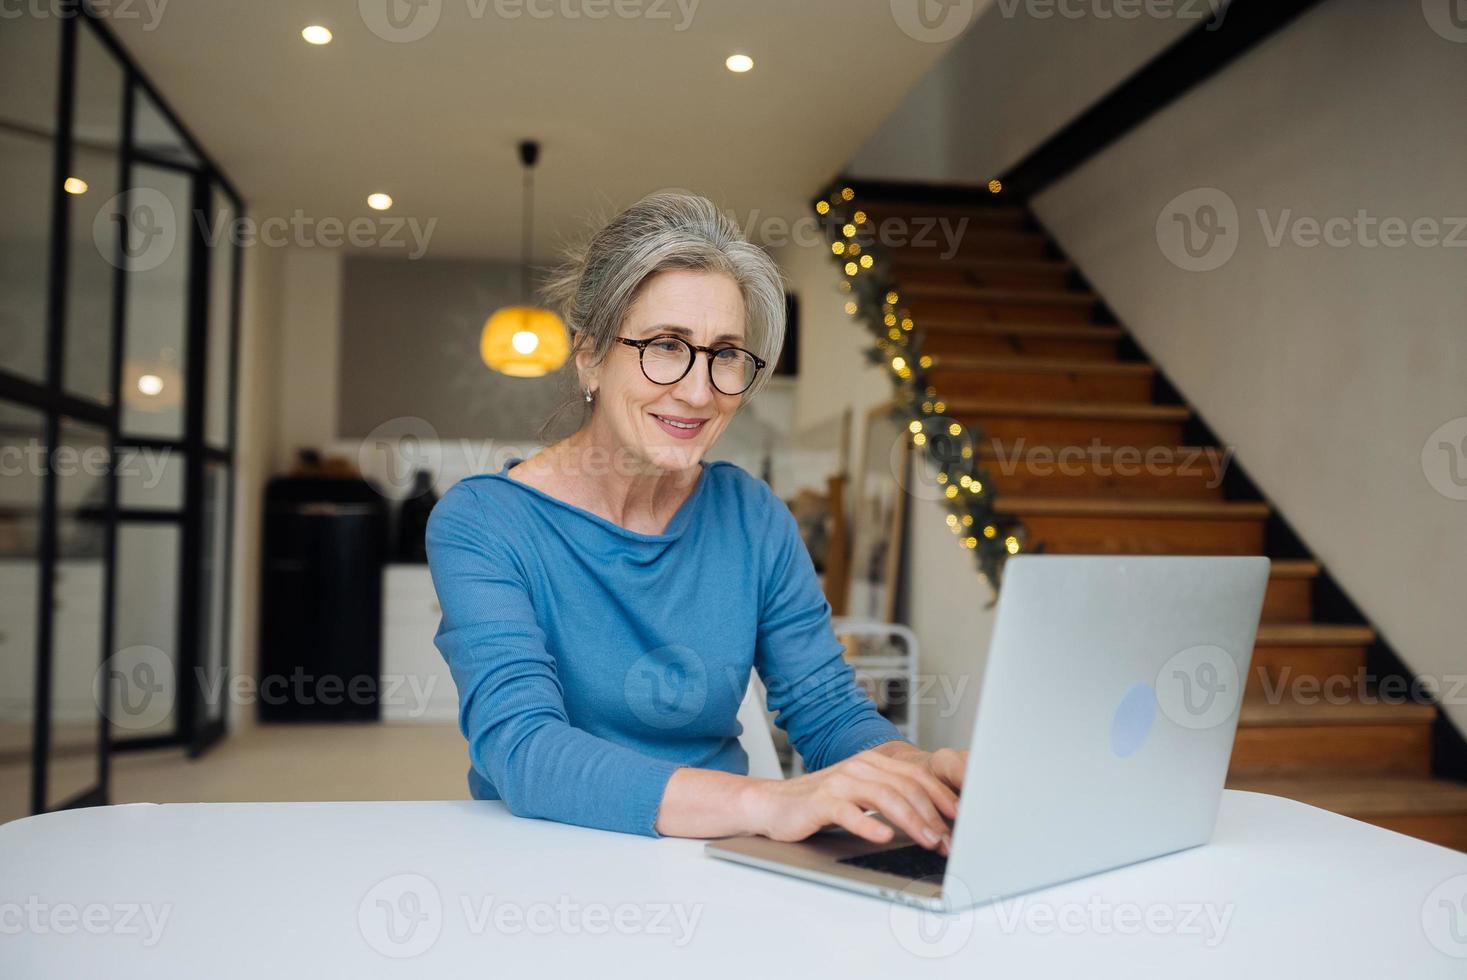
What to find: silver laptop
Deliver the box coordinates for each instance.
[706,554,1270,912]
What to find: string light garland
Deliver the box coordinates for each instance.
[813,183,1031,596]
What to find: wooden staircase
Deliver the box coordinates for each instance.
[862,191,1467,852]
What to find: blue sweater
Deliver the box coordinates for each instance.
[424,456,906,837]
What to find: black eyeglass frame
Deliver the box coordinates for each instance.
[614,334,767,395]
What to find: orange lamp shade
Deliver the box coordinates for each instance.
[479,305,570,377]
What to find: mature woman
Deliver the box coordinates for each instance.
[425,191,963,855]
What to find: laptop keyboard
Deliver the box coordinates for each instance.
[838,844,947,881]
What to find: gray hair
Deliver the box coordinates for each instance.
[538,191,786,438]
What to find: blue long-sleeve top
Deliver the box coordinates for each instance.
[424,455,907,838]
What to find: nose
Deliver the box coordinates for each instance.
[670,352,719,406]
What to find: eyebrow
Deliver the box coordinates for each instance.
[641,324,745,345]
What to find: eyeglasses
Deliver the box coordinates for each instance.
[615,334,766,396]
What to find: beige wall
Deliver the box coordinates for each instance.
[1032,0,1467,731]
[848,1,1193,184]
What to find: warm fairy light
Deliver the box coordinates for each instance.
[859,254,874,268]
[844,301,858,316]
[948,422,961,436]
[919,355,932,368]
[946,515,959,528]
[842,223,856,237]
[984,525,998,538]
[63,177,88,195]
[945,485,959,499]
[891,355,906,371]
[1005,535,1021,554]
[367,193,393,211]
[853,210,867,223]
[913,433,926,446]
[844,261,858,276]
[988,179,1002,194]
[725,53,754,73]
[840,187,855,201]
[137,374,164,396]
[831,241,845,255]
[302,25,333,45]
[816,200,830,215]
[886,291,899,304]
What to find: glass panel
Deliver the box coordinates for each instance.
[119,163,191,440]
[0,17,60,384]
[117,443,184,510]
[198,462,229,724]
[62,26,126,406]
[204,187,235,449]
[108,522,180,739]
[132,90,200,168]
[47,417,109,809]
[0,402,45,822]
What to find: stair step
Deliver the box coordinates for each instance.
[1239,696,1434,727]
[1225,776,1467,850]
[1262,560,1318,623]
[1230,696,1435,778]
[893,255,1074,290]
[1247,623,1374,697]
[928,356,1155,403]
[862,201,1031,230]
[892,228,1052,260]
[919,322,1123,360]
[908,290,1099,325]
[993,496,1268,555]
[949,398,1190,448]
[977,443,1227,499]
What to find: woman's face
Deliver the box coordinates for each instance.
[581,268,747,474]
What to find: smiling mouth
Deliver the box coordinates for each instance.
[651,413,707,431]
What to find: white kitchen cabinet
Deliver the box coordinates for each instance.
[380,564,459,722]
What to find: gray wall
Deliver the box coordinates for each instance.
[338,255,573,441]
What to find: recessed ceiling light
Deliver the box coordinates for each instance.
[63,177,88,195]
[137,374,164,397]
[367,193,393,211]
[302,25,333,45]
[725,54,753,73]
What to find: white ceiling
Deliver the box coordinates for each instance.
[103,0,964,260]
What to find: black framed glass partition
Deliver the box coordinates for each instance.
[0,4,243,818]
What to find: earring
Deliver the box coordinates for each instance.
[584,387,594,403]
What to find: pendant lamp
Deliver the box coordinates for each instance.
[480,140,569,377]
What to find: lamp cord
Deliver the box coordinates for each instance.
[521,165,533,302]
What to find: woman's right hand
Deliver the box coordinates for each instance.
[738,748,959,854]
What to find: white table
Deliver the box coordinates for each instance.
[2,791,1465,977]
